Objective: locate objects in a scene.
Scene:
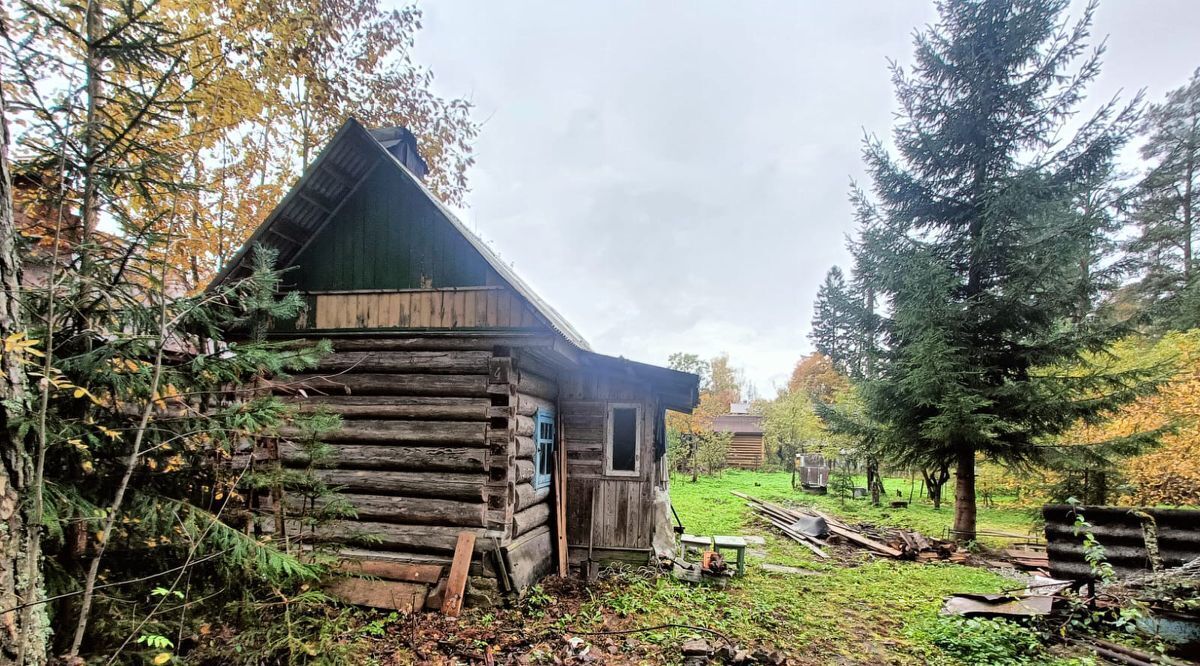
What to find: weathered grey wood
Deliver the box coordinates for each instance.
[515,436,536,460]
[313,469,486,501]
[280,441,487,472]
[329,335,556,352]
[503,526,554,591]
[515,415,535,437]
[488,357,512,384]
[514,459,535,484]
[300,521,499,554]
[486,383,515,399]
[516,371,557,400]
[515,483,551,511]
[487,406,515,420]
[296,493,486,527]
[515,353,559,382]
[515,393,555,417]
[282,374,489,397]
[316,350,491,374]
[288,395,489,420]
[331,546,495,577]
[335,558,443,583]
[566,545,651,567]
[513,501,551,537]
[281,420,486,445]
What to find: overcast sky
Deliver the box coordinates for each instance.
[410,1,1199,396]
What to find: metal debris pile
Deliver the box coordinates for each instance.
[732,491,964,562]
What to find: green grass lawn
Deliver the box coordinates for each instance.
[310,469,1085,666]
[670,469,1040,542]
[562,469,1084,665]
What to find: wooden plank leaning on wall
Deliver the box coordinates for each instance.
[555,392,568,576]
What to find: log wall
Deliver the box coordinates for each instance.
[508,351,557,543]
[272,337,526,606]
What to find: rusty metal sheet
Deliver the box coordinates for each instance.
[942,594,1054,617]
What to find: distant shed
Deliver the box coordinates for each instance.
[712,404,765,468]
[210,118,699,608]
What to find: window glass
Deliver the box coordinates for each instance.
[610,406,638,473]
[533,411,554,489]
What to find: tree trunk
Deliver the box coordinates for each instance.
[952,446,977,543]
[922,466,948,509]
[689,435,697,483]
[866,459,882,506]
[0,72,48,665]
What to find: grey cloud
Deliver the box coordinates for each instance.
[413,0,1200,393]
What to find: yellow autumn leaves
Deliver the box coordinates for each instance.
[1059,330,1200,505]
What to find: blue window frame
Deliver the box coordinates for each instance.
[533,409,555,489]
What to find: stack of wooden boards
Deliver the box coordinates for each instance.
[732,492,963,562]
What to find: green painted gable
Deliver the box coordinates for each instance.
[287,162,500,292]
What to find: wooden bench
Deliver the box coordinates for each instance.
[712,535,748,576]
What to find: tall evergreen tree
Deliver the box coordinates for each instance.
[1128,69,1200,330]
[850,0,1150,541]
[810,267,857,376]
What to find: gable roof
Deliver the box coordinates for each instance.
[712,413,765,435]
[208,118,591,351]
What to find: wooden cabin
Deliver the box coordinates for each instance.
[712,404,765,468]
[209,119,699,609]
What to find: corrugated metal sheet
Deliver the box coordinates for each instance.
[1043,504,1200,581]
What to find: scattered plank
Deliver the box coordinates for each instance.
[326,578,427,611]
[827,523,904,558]
[441,531,476,617]
[733,491,955,561]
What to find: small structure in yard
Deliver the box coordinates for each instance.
[793,453,830,492]
[712,403,764,468]
[210,118,699,609]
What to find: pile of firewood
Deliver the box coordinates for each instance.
[732,492,963,562]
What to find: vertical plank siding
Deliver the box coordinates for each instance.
[559,371,659,554]
[308,287,542,332]
[289,166,496,292]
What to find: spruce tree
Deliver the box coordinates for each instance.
[810,267,857,376]
[1128,69,1200,330]
[851,0,1149,541]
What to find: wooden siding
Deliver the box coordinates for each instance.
[298,287,544,331]
[559,371,659,552]
[288,165,501,292]
[726,433,764,469]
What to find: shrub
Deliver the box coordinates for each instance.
[911,616,1046,666]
